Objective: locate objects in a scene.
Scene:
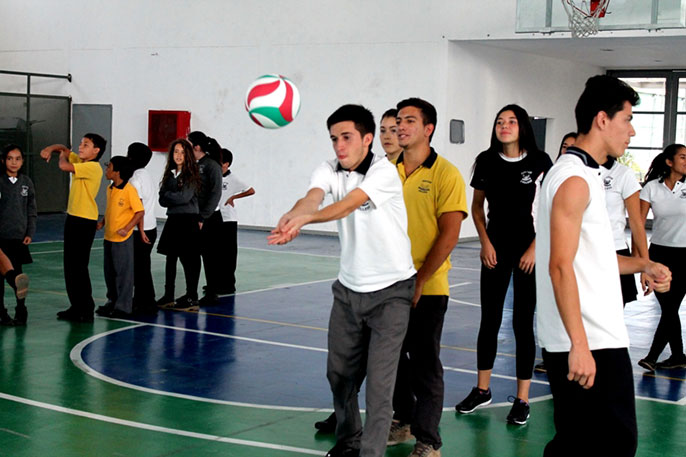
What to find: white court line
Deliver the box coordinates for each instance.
[0,391,325,456]
[233,277,337,297]
[71,323,329,412]
[32,247,103,255]
[449,298,480,307]
[451,266,481,272]
[240,246,340,259]
[449,281,472,289]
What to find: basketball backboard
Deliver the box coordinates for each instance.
[516,0,686,34]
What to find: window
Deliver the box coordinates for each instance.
[609,70,686,180]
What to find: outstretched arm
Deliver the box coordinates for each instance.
[268,187,370,245]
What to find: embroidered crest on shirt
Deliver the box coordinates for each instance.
[603,176,614,190]
[418,179,432,193]
[520,171,533,184]
[118,198,125,207]
[21,185,29,197]
[359,200,372,211]
[680,188,686,199]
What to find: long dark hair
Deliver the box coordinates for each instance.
[644,143,686,184]
[473,104,542,173]
[557,132,578,159]
[162,138,200,191]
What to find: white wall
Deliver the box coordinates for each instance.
[0,0,601,237]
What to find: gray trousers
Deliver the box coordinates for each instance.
[104,237,134,313]
[327,276,414,457]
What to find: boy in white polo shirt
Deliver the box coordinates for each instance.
[269,104,415,457]
[536,75,671,457]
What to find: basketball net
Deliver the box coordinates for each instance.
[561,0,610,38]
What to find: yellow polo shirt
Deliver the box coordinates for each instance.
[396,149,468,295]
[104,183,144,242]
[68,152,102,220]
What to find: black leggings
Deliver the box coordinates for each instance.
[164,253,200,299]
[646,244,686,361]
[476,243,536,380]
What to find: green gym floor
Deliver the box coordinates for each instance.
[0,225,684,456]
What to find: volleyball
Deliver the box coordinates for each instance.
[245,74,301,129]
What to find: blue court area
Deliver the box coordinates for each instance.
[75,233,686,410]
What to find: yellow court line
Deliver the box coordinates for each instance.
[641,372,686,382]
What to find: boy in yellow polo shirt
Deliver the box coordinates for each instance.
[40,133,106,323]
[95,156,144,318]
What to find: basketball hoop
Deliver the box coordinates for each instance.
[561,0,610,38]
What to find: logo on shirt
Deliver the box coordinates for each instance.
[359,200,372,211]
[418,179,432,193]
[603,176,614,190]
[118,198,125,207]
[223,182,229,190]
[520,171,533,184]
[680,188,686,199]
[21,185,29,197]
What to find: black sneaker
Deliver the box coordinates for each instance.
[506,397,530,425]
[0,309,16,326]
[314,412,337,433]
[170,295,199,310]
[638,358,657,372]
[155,295,175,308]
[533,361,547,373]
[325,442,359,457]
[198,293,219,307]
[656,354,686,369]
[455,387,492,414]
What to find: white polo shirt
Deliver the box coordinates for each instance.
[129,168,157,231]
[220,172,251,222]
[536,149,629,352]
[308,151,416,293]
[599,159,641,250]
[640,178,686,247]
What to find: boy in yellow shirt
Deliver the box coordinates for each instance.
[41,134,106,323]
[95,156,144,318]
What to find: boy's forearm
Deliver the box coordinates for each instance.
[123,212,144,233]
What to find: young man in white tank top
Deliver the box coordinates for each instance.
[536,75,672,457]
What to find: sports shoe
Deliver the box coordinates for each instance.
[314,412,336,433]
[387,420,413,446]
[638,358,657,372]
[455,387,492,413]
[506,397,530,425]
[325,442,360,457]
[533,361,547,373]
[155,294,175,308]
[656,354,686,369]
[0,309,16,326]
[409,441,440,457]
[198,293,219,307]
[14,273,29,299]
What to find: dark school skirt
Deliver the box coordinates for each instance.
[0,238,33,265]
[157,213,201,257]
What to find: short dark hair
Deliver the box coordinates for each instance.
[127,142,152,170]
[326,104,376,140]
[187,131,208,151]
[84,133,107,161]
[381,108,398,121]
[575,75,640,135]
[1,143,24,173]
[109,156,133,183]
[221,148,233,166]
[396,97,437,142]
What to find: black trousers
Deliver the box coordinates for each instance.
[218,221,238,293]
[646,244,686,360]
[543,348,637,457]
[392,295,448,449]
[476,243,536,380]
[200,211,223,295]
[63,215,97,316]
[133,228,157,310]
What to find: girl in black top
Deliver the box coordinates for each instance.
[455,104,552,425]
[156,138,202,309]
